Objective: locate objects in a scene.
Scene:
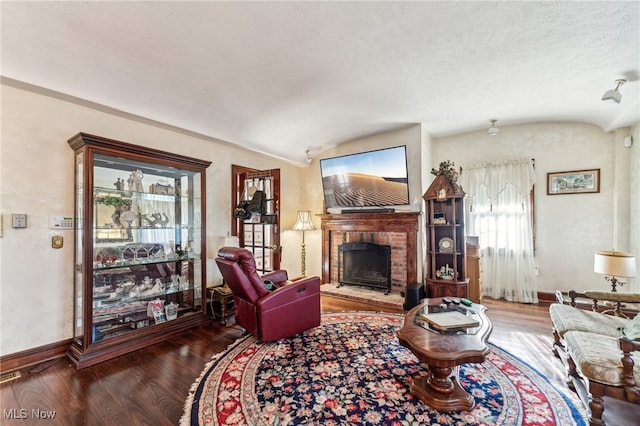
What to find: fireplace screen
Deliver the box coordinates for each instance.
[338,242,391,294]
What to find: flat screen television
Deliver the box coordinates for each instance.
[320,145,410,209]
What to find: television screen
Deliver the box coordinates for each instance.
[320,145,410,209]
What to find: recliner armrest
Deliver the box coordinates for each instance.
[257,276,320,310]
[261,270,289,285]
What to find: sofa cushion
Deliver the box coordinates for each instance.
[549,303,629,338]
[563,330,640,386]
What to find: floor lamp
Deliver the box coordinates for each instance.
[293,211,315,277]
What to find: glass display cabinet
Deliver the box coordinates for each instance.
[67,133,211,369]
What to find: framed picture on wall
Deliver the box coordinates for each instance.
[547,169,600,195]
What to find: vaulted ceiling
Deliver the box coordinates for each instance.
[2,2,638,164]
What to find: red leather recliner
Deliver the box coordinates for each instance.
[215,247,321,341]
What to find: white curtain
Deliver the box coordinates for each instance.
[459,159,538,303]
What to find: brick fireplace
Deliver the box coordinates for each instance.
[319,212,420,294]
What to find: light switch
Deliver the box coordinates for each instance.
[12,214,27,228]
[52,235,64,249]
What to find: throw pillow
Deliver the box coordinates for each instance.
[622,313,640,340]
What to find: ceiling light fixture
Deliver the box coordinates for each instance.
[488,119,500,136]
[305,149,312,164]
[601,79,626,104]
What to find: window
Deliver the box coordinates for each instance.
[460,159,538,303]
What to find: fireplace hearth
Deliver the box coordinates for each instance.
[338,242,391,294]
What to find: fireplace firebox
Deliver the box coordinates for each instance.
[337,242,391,294]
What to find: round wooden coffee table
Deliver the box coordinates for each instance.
[396,298,493,411]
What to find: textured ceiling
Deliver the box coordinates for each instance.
[2,2,639,164]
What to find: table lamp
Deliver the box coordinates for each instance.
[593,250,636,292]
[292,211,315,276]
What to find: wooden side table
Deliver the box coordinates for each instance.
[207,285,235,326]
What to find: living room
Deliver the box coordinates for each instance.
[1,2,639,424]
[2,86,639,362]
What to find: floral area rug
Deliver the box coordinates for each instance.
[181,312,586,425]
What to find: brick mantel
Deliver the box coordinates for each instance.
[319,212,421,292]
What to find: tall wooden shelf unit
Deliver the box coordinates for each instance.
[67,133,211,369]
[423,174,469,299]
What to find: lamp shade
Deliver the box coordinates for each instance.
[594,250,636,278]
[292,211,315,231]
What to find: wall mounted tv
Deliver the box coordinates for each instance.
[320,145,410,210]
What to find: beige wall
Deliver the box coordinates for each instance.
[304,121,637,295]
[630,122,640,293]
[431,122,636,294]
[0,83,305,355]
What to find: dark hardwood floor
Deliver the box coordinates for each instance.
[1,296,637,425]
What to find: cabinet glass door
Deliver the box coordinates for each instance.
[88,153,202,344]
[73,152,85,340]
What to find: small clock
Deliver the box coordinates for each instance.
[438,237,454,253]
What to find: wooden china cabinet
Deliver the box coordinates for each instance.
[423,173,469,299]
[67,133,211,369]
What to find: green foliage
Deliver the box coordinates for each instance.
[93,196,131,208]
[431,160,460,190]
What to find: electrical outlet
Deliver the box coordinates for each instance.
[12,213,27,228]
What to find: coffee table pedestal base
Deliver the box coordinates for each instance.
[410,366,475,412]
[397,300,492,413]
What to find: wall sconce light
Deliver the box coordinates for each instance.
[292,211,315,276]
[601,79,626,104]
[488,119,500,136]
[594,250,636,291]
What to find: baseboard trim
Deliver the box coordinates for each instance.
[0,339,72,374]
[536,291,556,305]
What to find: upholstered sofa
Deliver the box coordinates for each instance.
[549,290,640,426]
